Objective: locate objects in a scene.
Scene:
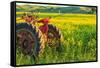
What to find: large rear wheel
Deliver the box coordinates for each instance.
[16,23,41,61]
[47,24,61,50]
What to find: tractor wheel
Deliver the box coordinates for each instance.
[16,23,41,59]
[47,24,61,50]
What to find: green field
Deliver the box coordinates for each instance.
[16,13,97,65]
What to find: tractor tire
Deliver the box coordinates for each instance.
[16,23,41,59]
[47,24,61,50]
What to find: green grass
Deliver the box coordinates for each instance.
[38,24,96,64]
[16,13,97,65]
[16,24,96,65]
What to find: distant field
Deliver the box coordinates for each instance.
[16,12,97,65]
[16,12,96,25]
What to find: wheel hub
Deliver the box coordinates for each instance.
[17,29,35,55]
